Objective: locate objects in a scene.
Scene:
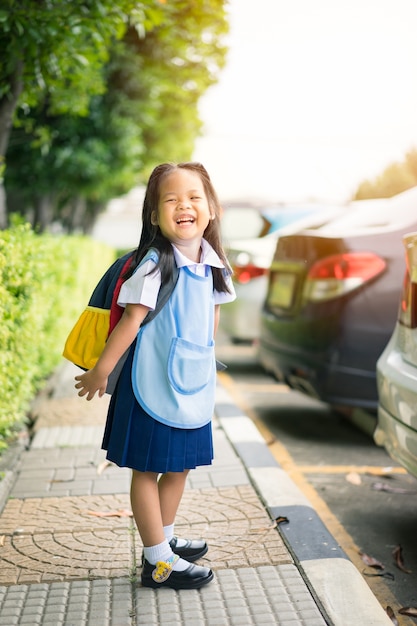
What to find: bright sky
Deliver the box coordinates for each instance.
[193,0,417,203]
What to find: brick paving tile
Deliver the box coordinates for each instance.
[1,494,133,534]
[0,528,132,585]
[134,565,326,626]
[0,578,134,626]
[0,485,291,586]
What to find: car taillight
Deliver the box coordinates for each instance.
[233,265,268,284]
[305,252,386,302]
[400,234,417,328]
[399,270,410,324]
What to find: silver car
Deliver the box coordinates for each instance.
[375,231,417,477]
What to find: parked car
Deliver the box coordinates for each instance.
[220,202,268,242]
[258,186,417,412]
[374,231,417,477]
[219,203,348,342]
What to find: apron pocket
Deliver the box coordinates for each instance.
[168,337,214,395]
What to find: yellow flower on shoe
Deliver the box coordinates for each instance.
[151,555,179,583]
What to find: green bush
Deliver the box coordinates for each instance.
[0,222,116,450]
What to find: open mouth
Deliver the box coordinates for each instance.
[176,217,195,224]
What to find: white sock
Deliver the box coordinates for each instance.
[163,523,188,548]
[163,523,175,543]
[171,557,189,572]
[144,539,171,564]
[143,539,189,571]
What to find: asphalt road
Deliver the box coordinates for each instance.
[215,328,417,624]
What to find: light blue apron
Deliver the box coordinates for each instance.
[131,265,216,429]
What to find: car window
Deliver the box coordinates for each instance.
[221,204,349,242]
[262,207,320,234]
[221,207,266,240]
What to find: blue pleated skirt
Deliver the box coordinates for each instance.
[102,344,214,473]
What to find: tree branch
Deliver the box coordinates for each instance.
[0,59,24,158]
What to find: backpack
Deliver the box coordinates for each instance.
[62,250,179,394]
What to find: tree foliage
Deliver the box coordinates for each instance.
[0,0,160,155]
[0,0,161,227]
[353,148,417,199]
[2,0,229,231]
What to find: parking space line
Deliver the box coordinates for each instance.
[299,465,407,475]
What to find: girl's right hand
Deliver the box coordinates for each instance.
[74,368,108,401]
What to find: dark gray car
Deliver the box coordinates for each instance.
[258,187,417,412]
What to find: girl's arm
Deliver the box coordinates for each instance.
[75,303,150,400]
[214,304,220,337]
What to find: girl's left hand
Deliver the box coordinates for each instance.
[75,368,108,401]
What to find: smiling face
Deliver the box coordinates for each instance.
[151,167,215,259]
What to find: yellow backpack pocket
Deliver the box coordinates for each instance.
[63,305,110,370]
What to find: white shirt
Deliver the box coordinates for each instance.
[118,240,236,309]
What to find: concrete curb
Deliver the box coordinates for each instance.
[215,383,393,626]
[0,439,27,515]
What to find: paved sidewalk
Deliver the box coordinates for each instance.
[0,361,392,625]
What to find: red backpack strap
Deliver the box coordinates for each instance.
[109,254,134,336]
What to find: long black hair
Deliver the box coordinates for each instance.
[125,162,232,293]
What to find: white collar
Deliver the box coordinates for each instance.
[172,239,225,269]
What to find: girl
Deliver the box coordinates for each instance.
[75,162,236,589]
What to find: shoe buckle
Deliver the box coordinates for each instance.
[151,555,179,583]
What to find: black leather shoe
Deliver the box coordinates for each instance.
[141,558,213,589]
[169,536,208,562]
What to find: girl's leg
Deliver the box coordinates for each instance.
[129,470,189,544]
[158,470,208,561]
[131,470,188,569]
[157,470,190,526]
[130,470,164,547]
[133,469,213,588]
[131,469,206,560]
